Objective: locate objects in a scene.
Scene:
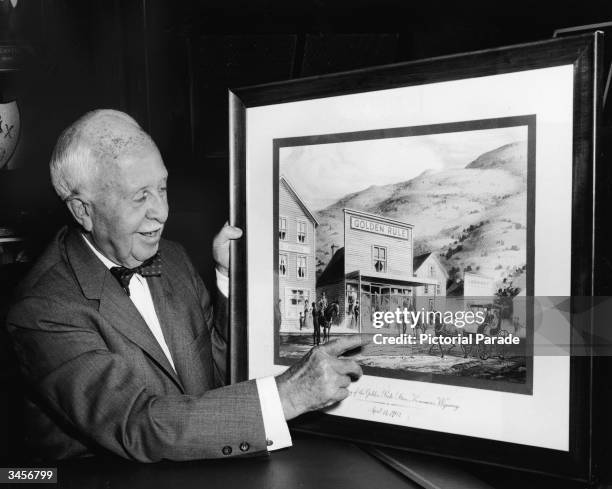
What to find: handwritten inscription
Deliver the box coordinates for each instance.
[349,387,460,415]
[370,406,403,419]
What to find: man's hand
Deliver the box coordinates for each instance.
[212,222,243,276]
[275,335,365,420]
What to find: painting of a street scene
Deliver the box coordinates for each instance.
[274,117,534,394]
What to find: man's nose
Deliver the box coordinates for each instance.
[146,192,169,223]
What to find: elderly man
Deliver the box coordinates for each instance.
[6,110,363,462]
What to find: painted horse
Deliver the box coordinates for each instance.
[429,309,502,359]
[427,319,467,358]
[320,302,340,343]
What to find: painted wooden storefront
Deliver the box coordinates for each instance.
[317,209,437,334]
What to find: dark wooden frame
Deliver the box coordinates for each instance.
[229,33,604,482]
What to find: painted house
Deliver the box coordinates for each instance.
[278,176,319,331]
[464,271,495,297]
[413,252,448,311]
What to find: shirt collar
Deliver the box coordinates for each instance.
[81,234,120,270]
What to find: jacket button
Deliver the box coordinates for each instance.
[239,442,250,452]
[266,439,273,447]
[222,445,232,456]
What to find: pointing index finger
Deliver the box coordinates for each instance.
[321,335,367,357]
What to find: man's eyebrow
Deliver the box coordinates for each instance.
[131,177,168,194]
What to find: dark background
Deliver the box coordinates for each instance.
[0,0,611,465]
[2,0,612,287]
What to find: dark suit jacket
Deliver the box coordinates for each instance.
[6,226,267,462]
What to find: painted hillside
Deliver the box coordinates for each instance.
[314,140,528,289]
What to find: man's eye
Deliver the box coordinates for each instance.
[135,191,148,202]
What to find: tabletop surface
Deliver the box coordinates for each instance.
[3,434,597,489]
[41,434,417,489]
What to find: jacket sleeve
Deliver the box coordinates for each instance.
[6,293,268,462]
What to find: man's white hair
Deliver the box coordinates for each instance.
[49,109,156,201]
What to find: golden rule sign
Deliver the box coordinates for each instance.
[349,216,410,240]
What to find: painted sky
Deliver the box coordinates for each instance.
[279,125,527,211]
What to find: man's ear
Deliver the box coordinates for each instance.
[66,198,93,232]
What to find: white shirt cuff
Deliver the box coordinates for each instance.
[216,268,229,298]
[255,377,292,451]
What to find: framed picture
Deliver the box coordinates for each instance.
[229,33,605,481]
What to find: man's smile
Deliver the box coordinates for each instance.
[139,229,162,239]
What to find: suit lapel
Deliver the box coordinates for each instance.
[64,228,184,393]
[147,260,208,394]
[99,279,185,392]
[147,274,193,392]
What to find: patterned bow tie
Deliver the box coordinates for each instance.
[110,253,162,296]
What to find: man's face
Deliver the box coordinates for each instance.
[88,147,169,268]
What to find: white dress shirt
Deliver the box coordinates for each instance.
[82,235,292,452]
